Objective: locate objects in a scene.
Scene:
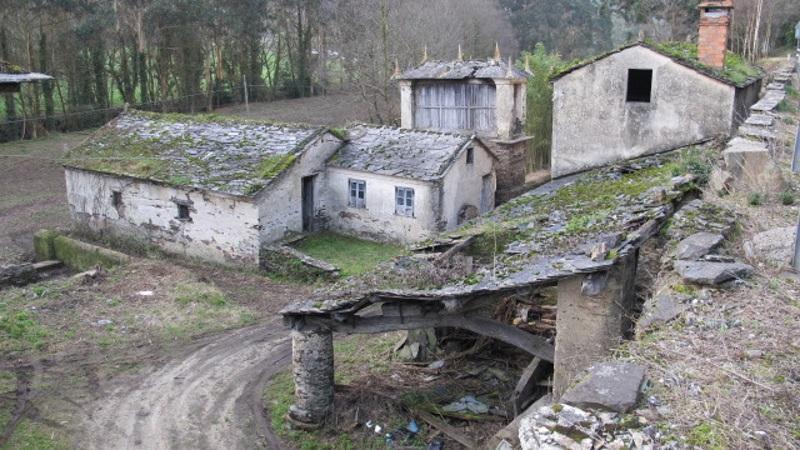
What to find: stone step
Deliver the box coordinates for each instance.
[751,91,786,112]
[738,125,777,142]
[744,114,774,127]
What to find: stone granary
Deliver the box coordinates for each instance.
[550,1,763,178]
[64,111,496,263]
[0,60,52,93]
[396,54,531,202]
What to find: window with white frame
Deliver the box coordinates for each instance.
[395,187,415,217]
[348,179,366,208]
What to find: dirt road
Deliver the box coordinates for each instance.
[80,320,291,450]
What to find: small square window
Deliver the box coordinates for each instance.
[626,69,653,103]
[111,191,122,208]
[395,187,414,217]
[466,147,475,164]
[176,203,191,221]
[348,179,366,208]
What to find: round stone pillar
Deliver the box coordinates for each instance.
[288,325,334,427]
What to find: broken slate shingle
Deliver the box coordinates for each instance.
[560,362,646,413]
[674,261,753,285]
[675,232,725,260]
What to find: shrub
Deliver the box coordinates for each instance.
[780,191,796,206]
[748,192,764,206]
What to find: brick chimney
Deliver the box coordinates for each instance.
[698,1,734,69]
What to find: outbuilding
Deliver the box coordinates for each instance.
[326,124,496,243]
[550,2,763,178]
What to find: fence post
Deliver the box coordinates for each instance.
[794,125,800,271]
[242,75,249,113]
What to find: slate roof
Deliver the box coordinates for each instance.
[64,111,328,197]
[0,60,53,84]
[328,124,475,181]
[551,42,763,88]
[0,72,53,84]
[397,59,530,81]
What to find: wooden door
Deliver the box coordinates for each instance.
[301,175,315,232]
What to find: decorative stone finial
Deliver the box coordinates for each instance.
[457,44,463,62]
[494,42,501,61]
[422,45,428,64]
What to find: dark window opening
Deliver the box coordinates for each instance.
[466,147,475,164]
[111,191,122,208]
[177,203,191,221]
[626,69,653,103]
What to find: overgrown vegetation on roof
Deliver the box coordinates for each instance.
[292,232,405,277]
[651,41,762,87]
[552,42,762,87]
[64,110,325,196]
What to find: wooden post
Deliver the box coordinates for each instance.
[242,74,249,113]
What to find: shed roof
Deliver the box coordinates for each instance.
[397,59,530,82]
[551,42,762,88]
[0,60,53,84]
[64,111,328,197]
[328,124,478,181]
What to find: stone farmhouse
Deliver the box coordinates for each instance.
[63,56,528,266]
[550,1,763,178]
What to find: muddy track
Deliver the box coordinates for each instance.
[80,320,291,450]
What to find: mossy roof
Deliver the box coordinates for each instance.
[284,146,710,315]
[64,110,329,197]
[0,60,52,83]
[551,41,763,88]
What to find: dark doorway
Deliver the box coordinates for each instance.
[302,175,316,232]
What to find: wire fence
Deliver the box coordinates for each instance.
[0,81,314,143]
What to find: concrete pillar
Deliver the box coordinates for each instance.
[493,79,515,140]
[553,252,638,397]
[399,80,414,129]
[288,325,334,427]
[514,82,527,127]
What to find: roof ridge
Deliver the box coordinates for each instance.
[347,122,475,140]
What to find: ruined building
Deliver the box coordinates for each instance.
[550,0,762,178]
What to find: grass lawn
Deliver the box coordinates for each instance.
[292,232,405,277]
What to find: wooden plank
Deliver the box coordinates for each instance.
[414,410,478,449]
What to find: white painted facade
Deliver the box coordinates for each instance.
[65,168,261,264]
[254,133,342,242]
[324,167,438,244]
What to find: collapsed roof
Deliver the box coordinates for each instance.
[64,111,328,197]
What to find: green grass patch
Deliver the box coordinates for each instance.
[173,281,228,307]
[686,422,727,450]
[293,233,405,277]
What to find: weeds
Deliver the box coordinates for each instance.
[779,191,795,206]
[173,281,228,307]
[748,192,765,206]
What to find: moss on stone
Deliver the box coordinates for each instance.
[53,236,130,271]
[651,41,762,87]
[33,229,59,261]
[257,154,297,179]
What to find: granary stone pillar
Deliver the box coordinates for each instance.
[399,80,414,129]
[493,79,516,140]
[288,324,334,427]
[553,251,638,398]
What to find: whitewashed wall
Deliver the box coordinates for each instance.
[324,167,438,244]
[440,144,496,229]
[65,168,260,265]
[552,46,737,178]
[255,133,342,243]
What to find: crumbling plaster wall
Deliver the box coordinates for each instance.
[255,133,342,243]
[552,46,736,178]
[440,143,495,228]
[65,168,260,264]
[324,167,439,244]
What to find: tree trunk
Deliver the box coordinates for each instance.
[1,26,16,121]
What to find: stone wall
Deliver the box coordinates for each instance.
[485,138,528,203]
[65,168,261,265]
[323,167,439,244]
[255,133,342,243]
[552,46,738,178]
[440,143,496,228]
